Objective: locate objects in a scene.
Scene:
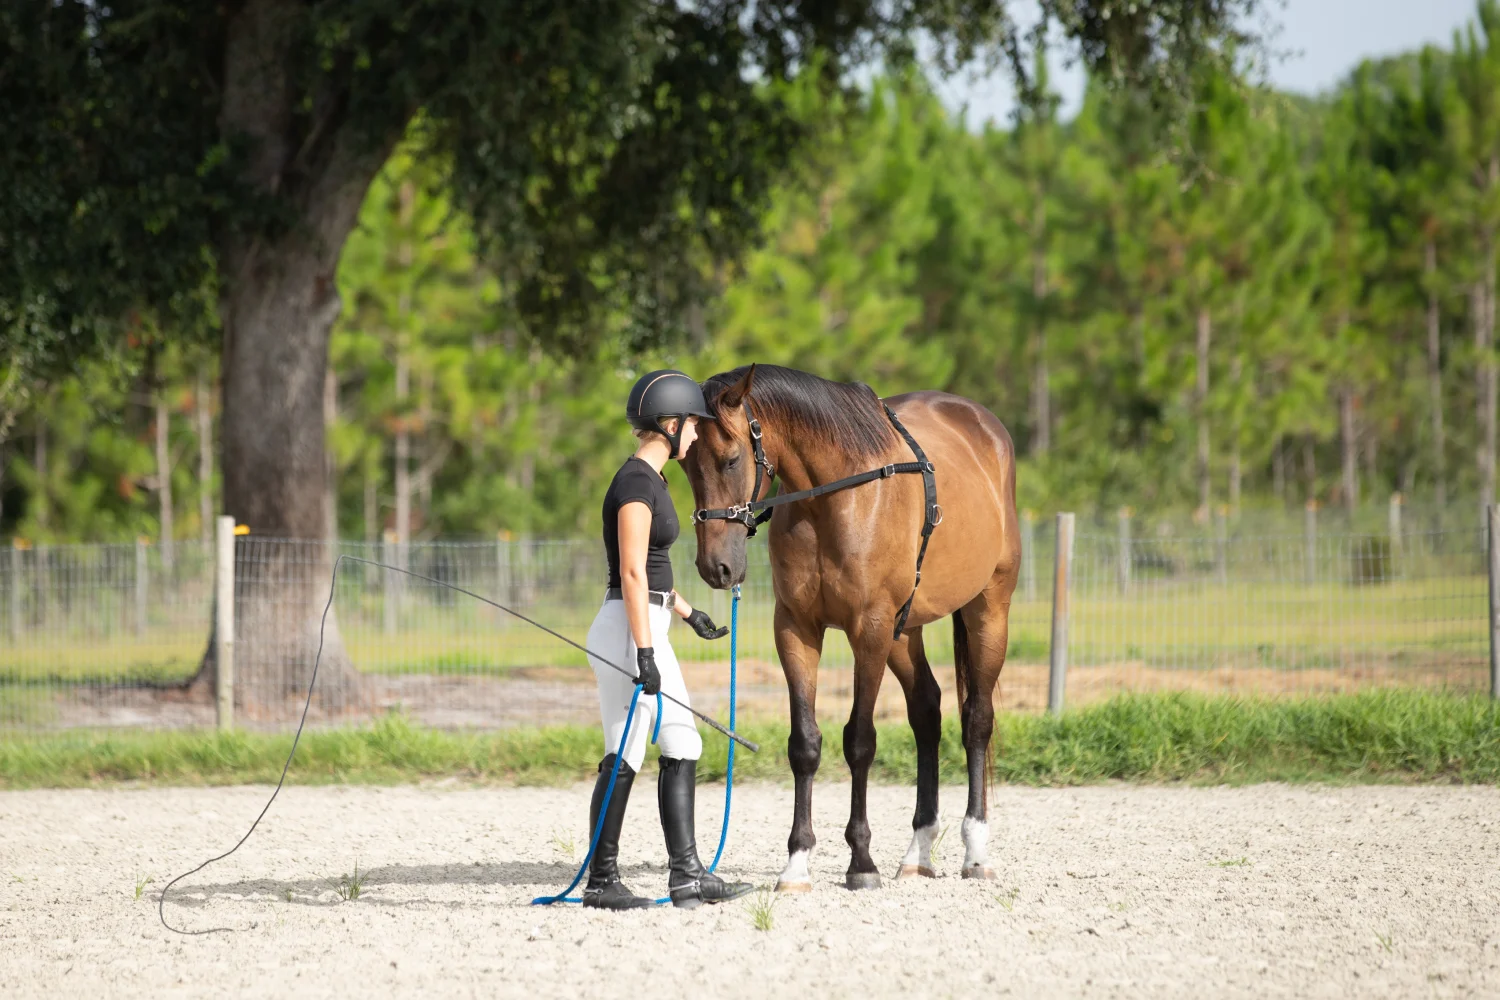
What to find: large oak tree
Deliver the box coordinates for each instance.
[1,0,1260,709]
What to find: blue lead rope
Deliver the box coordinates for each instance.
[532,585,740,906]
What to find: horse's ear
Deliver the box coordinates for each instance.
[717,364,757,411]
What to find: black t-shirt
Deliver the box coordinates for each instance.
[602,456,679,591]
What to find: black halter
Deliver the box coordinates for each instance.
[692,400,941,638]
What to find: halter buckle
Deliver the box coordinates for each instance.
[931,504,943,527]
[881,464,896,478]
[748,418,763,441]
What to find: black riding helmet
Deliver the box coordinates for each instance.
[626,369,715,458]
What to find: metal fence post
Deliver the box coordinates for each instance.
[215,516,236,730]
[1048,512,1075,716]
[1489,504,1499,701]
[1117,507,1132,595]
[1304,501,1318,585]
[1021,511,1036,602]
[134,537,148,636]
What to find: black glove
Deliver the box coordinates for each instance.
[635,647,662,695]
[686,608,729,640]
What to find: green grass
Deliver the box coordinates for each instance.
[3,690,1498,788]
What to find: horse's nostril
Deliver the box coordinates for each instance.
[716,562,732,586]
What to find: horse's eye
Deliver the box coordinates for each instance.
[722,454,740,472]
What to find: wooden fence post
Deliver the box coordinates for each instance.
[1048,512,1075,716]
[1117,507,1132,596]
[1489,504,1499,701]
[215,516,236,731]
[1389,492,1404,565]
[382,530,398,635]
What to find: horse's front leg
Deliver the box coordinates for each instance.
[774,602,825,893]
[843,621,895,890]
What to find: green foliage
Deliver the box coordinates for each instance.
[3,691,1497,788]
[9,3,1500,538]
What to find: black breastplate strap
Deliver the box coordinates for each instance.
[883,405,941,639]
[692,401,941,639]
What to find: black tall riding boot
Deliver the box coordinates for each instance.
[658,756,755,909]
[582,754,653,910]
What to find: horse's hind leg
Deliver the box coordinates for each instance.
[955,578,1012,880]
[774,603,825,893]
[887,628,941,878]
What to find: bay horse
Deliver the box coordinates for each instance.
[681,364,1019,891]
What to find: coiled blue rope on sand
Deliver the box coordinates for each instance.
[532,584,741,906]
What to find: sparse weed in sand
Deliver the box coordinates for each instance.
[324,861,365,901]
[1376,931,1394,954]
[550,829,579,864]
[1211,857,1250,867]
[746,888,776,931]
[927,820,952,867]
[284,887,294,902]
[994,887,1020,911]
[132,873,154,900]
[1107,900,1130,913]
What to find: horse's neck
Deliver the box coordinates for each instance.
[766,419,895,493]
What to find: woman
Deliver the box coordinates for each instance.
[581,369,755,911]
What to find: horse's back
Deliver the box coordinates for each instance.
[878,390,1019,609]
[883,390,1015,492]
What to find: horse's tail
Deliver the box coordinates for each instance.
[951,610,993,791]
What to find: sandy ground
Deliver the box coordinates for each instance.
[2,782,1498,999]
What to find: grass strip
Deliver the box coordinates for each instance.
[2,689,1498,789]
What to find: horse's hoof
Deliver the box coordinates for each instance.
[896,865,937,879]
[961,864,997,881]
[845,871,882,891]
[775,880,813,894]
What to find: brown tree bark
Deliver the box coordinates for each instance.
[188,0,408,715]
[323,366,338,544]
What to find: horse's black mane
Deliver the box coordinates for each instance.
[701,365,896,462]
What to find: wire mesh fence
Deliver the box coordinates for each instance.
[0,510,1491,733]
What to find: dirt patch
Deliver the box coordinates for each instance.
[1,782,1496,998]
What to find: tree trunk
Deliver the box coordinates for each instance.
[1030,202,1050,458]
[189,0,406,715]
[1228,440,1241,513]
[363,466,377,544]
[1339,387,1358,511]
[196,374,213,546]
[154,394,175,574]
[323,366,338,544]
[1484,220,1498,510]
[394,352,411,548]
[1302,437,1317,505]
[33,413,47,534]
[1425,240,1446,509]
[1272,436,1286,505]
[1476,277,1496,511]
[1195,307,1211,516]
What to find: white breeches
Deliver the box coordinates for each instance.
[587,598,702,772]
